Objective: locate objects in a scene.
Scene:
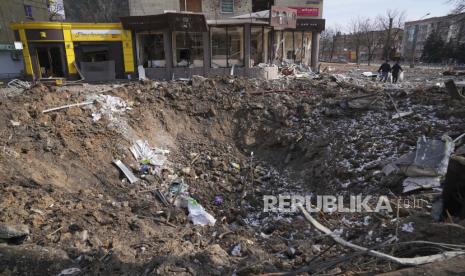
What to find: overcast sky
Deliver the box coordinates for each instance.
[323,0,454,31]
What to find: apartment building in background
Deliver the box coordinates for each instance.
[402,13,465,62]
[0,0,49,79]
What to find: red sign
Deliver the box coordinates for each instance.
[290,7,319,17]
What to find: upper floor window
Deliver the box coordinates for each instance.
[221,0,234,13]
[24,5,33,18]
[180,0,202,12]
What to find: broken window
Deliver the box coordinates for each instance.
[137,33,165,68]
[273,31,312,65]
[251,27,271,66]
[252,0,273,12]
[228,26,244,66]
[274,31,283,61]
[173,32,204,67]
[283,31,295,63]
[294,32,303,63]
[303,32,312,65]
[221,0,234,13]
[211,26,244,68]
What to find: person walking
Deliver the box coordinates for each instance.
[378,60,391,83]
[392,61,403,83]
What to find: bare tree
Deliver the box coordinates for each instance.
[63,0,128,22]
[48,0,64,21]
[450,0,465,13]
[348,18,364,65]
[319,25,341,62]
[360,18,383,65]
[377,10,406,60]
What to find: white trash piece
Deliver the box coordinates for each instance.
[403,177,441,193]
[401,222,414,233]
[87,95,130,122]
[187,197,216,226]
[130,140,170,166]
[399,71,405,82]
[138,65,147,81]
[58,267,81,276]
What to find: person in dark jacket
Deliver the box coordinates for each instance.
[378,60,391,82]
[391,62,403,83]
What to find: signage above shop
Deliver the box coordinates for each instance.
[295,18,326,32]
[270,6,297,30]
[71,29,122,41]
[121,13,208,32]
[290,7,320,17]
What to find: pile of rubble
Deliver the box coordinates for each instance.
[1,72,465,275]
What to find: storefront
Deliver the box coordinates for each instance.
[208,19,272,78]
[272,18,325,68]
[10,22,134,81]
[121,13,209,80]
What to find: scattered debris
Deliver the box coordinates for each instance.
[299,206,465,266]
[401,222,415,233]
[113,160,140,184]
[42,101,94,114]
[130,140,169,167]
[187,198,216,226]
[7,79,31,91]
[0,224,29,244]
[445,79,465,101]
[57,267,81,276]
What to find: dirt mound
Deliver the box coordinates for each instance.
[1,75,465,275]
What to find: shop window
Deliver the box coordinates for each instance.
[294,32,303,63]
[24,5,33,18]
[138,33,165,68]
[251,27,270,66]
[228,26,244,66]
[221,0,234,13]
[211,26,244,68]
[303,32,312,65]
[283,31,295,63]
[173,32,204,67]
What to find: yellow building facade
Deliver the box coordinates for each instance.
[10,22,134,81]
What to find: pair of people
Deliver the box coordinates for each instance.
[378,60,403,83]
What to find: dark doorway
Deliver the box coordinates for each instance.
[252,0,274,12]
[35,46,65,78]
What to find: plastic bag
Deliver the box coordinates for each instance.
[187,198,216,226]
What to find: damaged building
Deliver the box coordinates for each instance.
[12,0,325,80]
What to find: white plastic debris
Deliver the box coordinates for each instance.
[187,197,216,226]
[401,222,415,233]
[231,244,241,256]
[402,177,441,193]
[113,160,139,184]
[362,72,376,77]
[130,140,170,166]
[87,95,130,122]
[57,267,81,276]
